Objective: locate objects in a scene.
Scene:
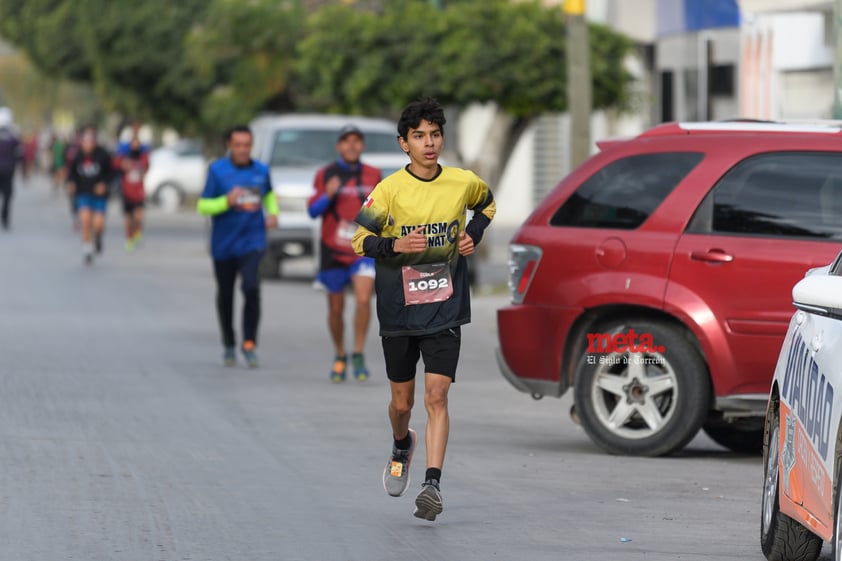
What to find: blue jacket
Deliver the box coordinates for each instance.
[201,157,273,260]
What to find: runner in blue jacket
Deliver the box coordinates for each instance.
[198,125,279,368]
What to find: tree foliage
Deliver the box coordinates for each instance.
[293,0,633,118]
[0,0,633,142]
[186,0,304,130]
[0,0,214,132]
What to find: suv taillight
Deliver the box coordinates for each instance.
[508,244,542,304]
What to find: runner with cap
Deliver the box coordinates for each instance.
[307,125,382,383]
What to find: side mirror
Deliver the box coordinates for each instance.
[792,274,842,319]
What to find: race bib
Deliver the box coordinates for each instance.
[336,218,358,246]
[235,187,262,212]
[401,263,453,306]
[127,169,142,183]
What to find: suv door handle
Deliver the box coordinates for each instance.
[690,249,734,263]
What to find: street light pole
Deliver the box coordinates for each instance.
[565,0,592,168]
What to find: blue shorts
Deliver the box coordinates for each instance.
[314,257,375,294]
[75,194,107,214]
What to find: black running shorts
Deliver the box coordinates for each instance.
[381,327,461,382]
[122,199,144,215]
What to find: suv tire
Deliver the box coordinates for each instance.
[573,320,711,456]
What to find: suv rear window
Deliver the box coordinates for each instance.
[270,129,402,166]
[689,152,842,239]
[550,152,703,229]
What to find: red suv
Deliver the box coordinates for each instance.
[497,121,842,456]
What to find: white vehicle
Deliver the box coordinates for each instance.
[250,114,406,278]
[761,250,842,561]
[143,140,207,213]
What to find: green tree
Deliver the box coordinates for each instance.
[0,0,214,133]
[186,0,304,131]
[294,0,633,186]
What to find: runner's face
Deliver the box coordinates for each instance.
[81,133,96,154]
[336,134,364,165]
[227,131,252,166]
[399,120,442,171]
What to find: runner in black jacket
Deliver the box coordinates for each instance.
[67,127,114,264]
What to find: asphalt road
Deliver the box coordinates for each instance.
[0,175,791,561]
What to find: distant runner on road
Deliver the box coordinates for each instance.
[66,127,113,264]
[307,124,381,383]
[115,135,148,252]
[197,125,278,368]
[0,107,21,231]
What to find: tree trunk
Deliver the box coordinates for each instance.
[463,105,533,264]
[465,106,531,193]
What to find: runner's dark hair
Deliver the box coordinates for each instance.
[225,124,252,142]
[397,97,446,140]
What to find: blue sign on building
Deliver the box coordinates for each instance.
[658,0,741,36]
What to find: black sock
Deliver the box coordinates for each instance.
[425,468,442,483]
[394,432,413,451]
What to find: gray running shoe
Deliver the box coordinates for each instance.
[383,428,416,497]
[413,479,443,521]
[223,346,236,367]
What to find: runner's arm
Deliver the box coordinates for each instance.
[465,175,496,245]
[352,227,397,258]
[197,196,229,216]
[352,183,395,258]
[307,168,335,218]
[262,191,279,216]
[308,194,331,218]
[196,166,229,216]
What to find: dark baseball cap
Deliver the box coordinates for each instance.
[337,124,364,141]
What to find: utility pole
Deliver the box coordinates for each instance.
[564,0,592,168]
[834,0,842,118]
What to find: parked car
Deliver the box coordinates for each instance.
[497,121,842,456]
[249,114,406,279]
[143,140,207,213]
[761,251,842,561]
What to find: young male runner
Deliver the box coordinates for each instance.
[308,125,382,383]
[197,125,278,368]
[351,98,495,521]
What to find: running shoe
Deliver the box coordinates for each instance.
[223,346,236,367]
[331,355,347,383]
[94,232,103,254]
[352,352,369,381]
[84,253,93,266]
[383,428,416,497]
[133,231,143,248]
[125,239,135,252]
[242,340,258,368]
[413,479,443,521]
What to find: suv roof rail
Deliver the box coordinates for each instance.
[639,120,842,138]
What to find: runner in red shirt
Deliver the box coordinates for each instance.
[115,136,148,251]
[307,125,382,383]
